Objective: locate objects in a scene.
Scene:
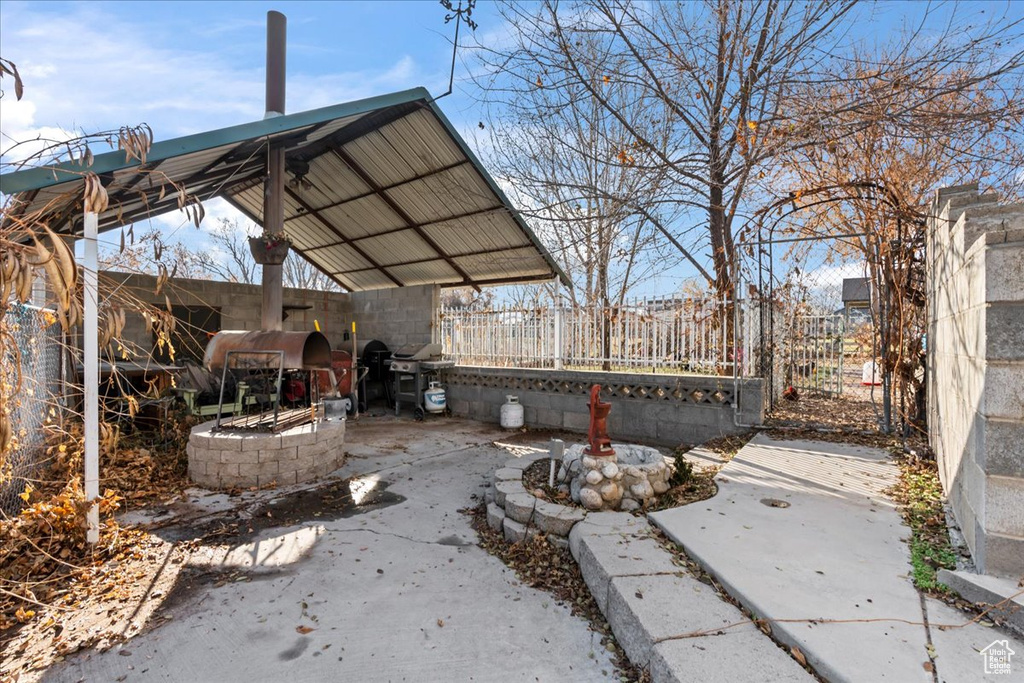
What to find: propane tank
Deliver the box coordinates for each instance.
[861,360,881,386]
[500,395,524,429]
[424,381,447,413]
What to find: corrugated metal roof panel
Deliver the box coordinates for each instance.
[422,210,531,254]
[1,88,566,292]
[355,229,436,266]
[300,113,367,145]
[317,195,405,237]
[284,214,338,250]
[301,151,372,205]
[308,244,373,274]
[340,109,463,187]
[386,165,497,225]
[343,268,399,290]
[455,247,553,280]
[387,260,460,286]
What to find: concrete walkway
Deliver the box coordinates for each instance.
[568,512,811,682]
[650,433,1024,683]
[46,418,618,683]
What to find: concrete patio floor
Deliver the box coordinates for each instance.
[45,417,617,683]
[651,433,1024,683]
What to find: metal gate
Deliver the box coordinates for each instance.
[790,314,844,396]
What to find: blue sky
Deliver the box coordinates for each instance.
[0,1,494,142]
[1,1,1021,297]
[1,0,509,282]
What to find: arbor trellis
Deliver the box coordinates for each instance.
[745,180,928,434]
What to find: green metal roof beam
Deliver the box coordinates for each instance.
[0,88,432,195]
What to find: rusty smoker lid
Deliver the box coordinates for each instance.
[204,330,332,371]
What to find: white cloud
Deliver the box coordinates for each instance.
[0,3,429,157]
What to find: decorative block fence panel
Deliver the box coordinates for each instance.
[441,366,764,447]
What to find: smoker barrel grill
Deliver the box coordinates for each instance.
[387,343,454,420]
[203,330,335,431]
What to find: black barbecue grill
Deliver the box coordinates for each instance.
[387,343,454,420]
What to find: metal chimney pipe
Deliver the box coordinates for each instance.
[265,10,287,118]
[262,10,287,331]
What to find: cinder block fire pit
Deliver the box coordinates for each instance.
[187,420,345,489]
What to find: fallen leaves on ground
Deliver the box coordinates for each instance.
[462,503,650,683]
[1,414,195,679]
[767,393,880,432]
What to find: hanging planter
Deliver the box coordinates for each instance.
[248,233,292,265]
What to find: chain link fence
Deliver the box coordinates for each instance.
[1,304,65,514]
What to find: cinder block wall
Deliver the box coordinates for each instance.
[101,271,437,359]
[927,183,1024,577]
[347,285,439,351]
[102,271,354,353]
[442,366,764,447]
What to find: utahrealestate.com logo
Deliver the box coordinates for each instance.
[980,640,1015,675]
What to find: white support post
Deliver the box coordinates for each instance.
[83,207,100,544]
[552,278,563,370]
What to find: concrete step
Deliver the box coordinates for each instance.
[569,512,811,682]
[938,569,1024,637]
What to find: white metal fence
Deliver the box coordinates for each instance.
[437,296,742,375]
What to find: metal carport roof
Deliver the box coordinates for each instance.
[0,87,567,291]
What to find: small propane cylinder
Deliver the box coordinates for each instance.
[500,395,524,429]
[424,381,447,413]
[861,360,881,386]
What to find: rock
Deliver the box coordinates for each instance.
[580,487,604,510]
[558,484,570,495]
[582,456,598,469]
[503,518,536,544]
[534,501,587,536]
[494,480,523,507]
[599,482,622,504]
[557,465,568,482]
[570,477,583,503]
[505,492,537,524]
[652,480,670,494]
[486,502,506,532]
[630,481,654,500]
[602,462,619,479]
[620,498,640,512]
[624,466,641,478]
[585,470,603,485]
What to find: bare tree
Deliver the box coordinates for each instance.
[107,217,343,292]
[99,227,209,280]
[772,41,1024,431]
[478,27,678,310]
[194,219,259,284]
[197,218,340,291]
[480,0,1024,303]
[479,0,868,299]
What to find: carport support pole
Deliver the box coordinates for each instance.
[83,207,100,544]
[262,10,287,332]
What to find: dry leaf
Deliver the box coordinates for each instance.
[436,619,444,628]
[296,625,315,635]
[792,645,806,667]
